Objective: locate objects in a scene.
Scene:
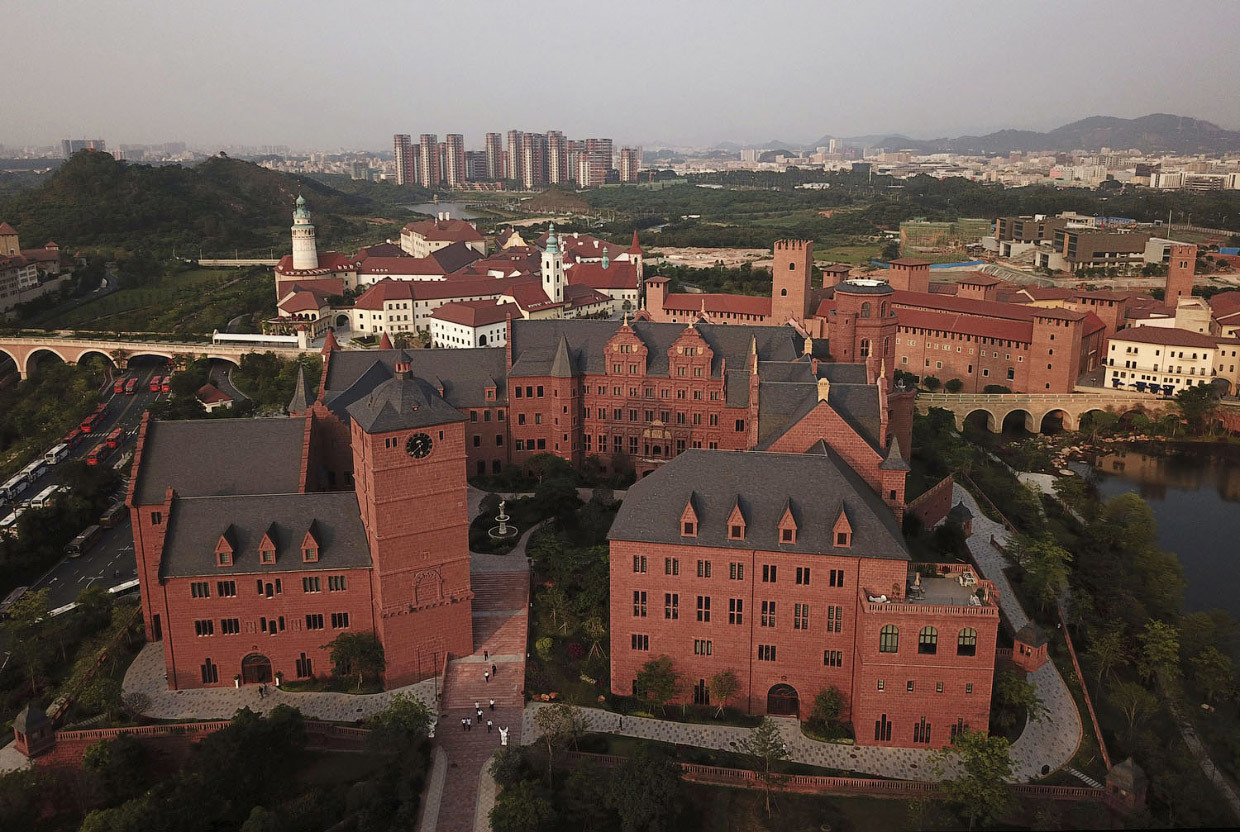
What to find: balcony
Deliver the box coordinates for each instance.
[861,564,999,618]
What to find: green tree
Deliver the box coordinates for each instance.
[540,585,572,635]
[1,589,52,694]
[364,692,434,753]
[809,686,845,735]
[533,703,588,782]
[733,717,789,817]
[605,745,684,832]
[709,669,740,717]
[1189,646,1234,703]
[1110,680,1158,745]
[1138,619,1181,684]
[324,631,386,690]
[534,476,581,523]
[1085,624,1128,693]
[1012,535,1073,610]
[635,656,681,714]
[881,240,901,260]
[993,670,1046,729]
[582,616,608,659]
[489,779,554,832]
[83,734,150,804]
[78,675,124,722]
[489,747,529,788]
[923,375,942,392]
[944,378,964,393]
[526,452,574,483]
[935,730,1014,830]
[1174,384,1219,435]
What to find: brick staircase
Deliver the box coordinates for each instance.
[423,568,528,832]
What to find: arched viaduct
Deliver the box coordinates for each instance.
[0,335,309,379]
[915,391,1179,434]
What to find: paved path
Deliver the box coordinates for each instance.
[1167,696,1240,822]
[122,642,437,722]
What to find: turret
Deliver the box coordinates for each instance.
[541,222,565,303]
[291,194,319,270]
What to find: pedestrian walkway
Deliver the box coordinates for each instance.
[121,642,437,722]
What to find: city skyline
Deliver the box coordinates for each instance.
[5,0,1240,150]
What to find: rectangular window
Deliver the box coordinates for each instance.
[794,603,809,630]
[830,569,843,587]
[761,564,777,583]
[631,633,649,651]
[877,679,884,691]
[696,595,711,622]
[200,659,218,684]
[728,598,743,625]
[664,593,679,620]
[328,575,347,592]
[295,653,313,678]
[795,567,810,586]
[696,560,711,578]
[216,580,236,597]
[760,600,776,627]
[729,562,744,581]
[305,614,325,630]
[303,576,321,593]
[827,605,843,633]
[757,644,776,661]
[221,618,240,635]
[824,650,843,667]
[190,581,210,598]
[151,511,162,526]
[694,639,713,656]
[331,612,350,629]
[907,680,914,692]
[665,557,679,576]
[633,555,647,573]
[633,591,647,617]
[966,683,973,694]
[194,619,214,637]
[936,682,944,694]
[735,419,746,432]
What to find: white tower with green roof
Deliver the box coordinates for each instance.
[291,194,319,270]
[541,222,565,303]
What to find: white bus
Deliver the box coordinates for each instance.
[1,475,28,502]
[30,485,66,509]
[0,511,20,538]
[44,443,70,465]
[19,460,47,484]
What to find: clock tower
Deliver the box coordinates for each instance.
[347,360,473,686]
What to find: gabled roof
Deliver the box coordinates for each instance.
[402,217,485,243]
[322,348,509,415]
[288,364,314,413]
[430,299,517,327]
[345,372,468,434]
[429,240,484,273]
[1113,325,1227,348]
[195,383,232,405]
[610,448,907,559]
[567,260,640,290]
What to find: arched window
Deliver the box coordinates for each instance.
[780,288,788,296]
[918,626,938,655]
[879,625,899,653]
[860,339,871,358]
[957,628,977,657]
[788,261,796,271]
[479,334,488,346]
[861,302,871,318]
[881,301,889,317]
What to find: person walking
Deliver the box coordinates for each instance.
[461,718,467,731]
[489,698,495,711]
[484,649,489,661]
[487,719,493,733]
[484,670,490,684]
[466,717,472,731]
[491,663,498,677]
[475,701,480,712]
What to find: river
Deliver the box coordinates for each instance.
[403,201,483,220]
[1092,442,1240,618]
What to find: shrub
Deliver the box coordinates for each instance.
[945,378,964,393]
[535,637,554,662]
[923,376,942,392]
[566,642,586,660]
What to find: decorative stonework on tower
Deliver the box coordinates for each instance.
[541,223,565,303]
[291,194,319,271]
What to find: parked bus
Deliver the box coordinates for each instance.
[86,443,111,466]
[80,404,106,434]
[0,511,20,538]
[99,501,129,529]
[44,443,70,465]
[1,475,28,502]
[113,376,127,395]
[0,586,28,619]
[30,485,65,509]
[149,375,161,393]
[19,460,48,484]
[124,377,138,395]
[104,428,124,450]
[63,427,82,449]
[160,376,172,393]
[66,524,102,557]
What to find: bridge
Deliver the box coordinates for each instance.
[915,390,1179,433]
[0,334,310,379]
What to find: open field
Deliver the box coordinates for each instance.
[648,247,772,269]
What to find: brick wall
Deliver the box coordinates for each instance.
[907,475,954,529]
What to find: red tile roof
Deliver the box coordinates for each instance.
[503,280,562,312]
[430,299,517,327]
[896,307,1033,342]
[536,232,629,260]
[0,222,16,235]
[1209,291,1240,318]
[275,277,344,298]
[958,272,1003,287]
[564,283,611,309]
[196,384,232,404]
[567,260,639,290]
[402,218,485,243]
[891,290,1087,323]
[662,292,772,317]
[278,290,329,314]
[1113,325,1230,349]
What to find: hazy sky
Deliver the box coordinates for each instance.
[7,0,1240,151]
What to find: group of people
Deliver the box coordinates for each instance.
[460,697,507,743]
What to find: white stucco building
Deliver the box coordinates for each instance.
[429,300,516,348]
[1106,325,1240,395]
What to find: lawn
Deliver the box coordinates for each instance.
[36,267,274,335]
[814,243,883,264]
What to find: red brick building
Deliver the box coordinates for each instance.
[609,449,1000,749]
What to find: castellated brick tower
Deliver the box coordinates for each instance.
[771,239,814,324]
[829,279,897,377]
[887,258,930,293]
[346,362,474,686]
[1165,243,1197,307]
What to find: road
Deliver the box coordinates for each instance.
[210,360,249,402]
[5,360,170,611]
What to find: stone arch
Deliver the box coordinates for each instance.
[74,349,116,371]
[999,408,1035,433]
[766,683,799,717]
[0,347,18,378]
[335,315,349,328]
[23,347,68,377]
[1036,408,1074,433]
[125,349,177,367]
[961,408,998,433]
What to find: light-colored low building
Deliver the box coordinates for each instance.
[1106,325,1240,395]
[429,300,516,348]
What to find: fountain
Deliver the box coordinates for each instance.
[488,499,519,540]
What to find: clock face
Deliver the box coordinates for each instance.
[405,432,433,459]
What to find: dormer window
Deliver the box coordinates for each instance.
[835,531,850,547]
[215,527,235,568]
[781,528,794,543]
[683,521,696,536]
[261,549,276,564]
[832,503,853,548]
[680,493,699,538]
[778,502,797,544]
[303,548,318,563]
[302,527,320,563]
[218,551,232,567]
[730,525,744,540]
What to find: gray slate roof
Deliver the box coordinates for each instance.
[818,363,870,385]
[609,446,908,560]
[346,374,467,434]
[134,419,306,505]
[161,492,370,578]
[323,348,509,418]
[288,365,314,413]
[754,379,884,452]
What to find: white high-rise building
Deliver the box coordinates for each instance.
[290,194,318,270]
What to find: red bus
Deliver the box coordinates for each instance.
[104,428,124,450]
[113,377,126,395]
[79,413,99,434]
[63,427,82,448]
[124,377,137,395]
[86,443,110,466]
[149,376,161,392]
[160,376,172,393]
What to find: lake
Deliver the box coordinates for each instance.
[1092,443,1240,618]
[403,202,483,220]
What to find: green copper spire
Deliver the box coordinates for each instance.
[546,222,559,255]
[601,249,610,269]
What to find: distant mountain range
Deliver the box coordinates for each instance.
[715,114,1240,156]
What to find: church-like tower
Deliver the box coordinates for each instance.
[541,223,565,303]
[291,194,319,270]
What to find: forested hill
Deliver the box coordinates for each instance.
[0,151,410,255]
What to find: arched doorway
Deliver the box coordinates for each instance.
[241,653,272,684]
[335,315,349,328]
[767,683,799,716]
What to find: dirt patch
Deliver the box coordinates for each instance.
[648,247,773,269]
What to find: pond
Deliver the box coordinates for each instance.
[1092,442,1240,618]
